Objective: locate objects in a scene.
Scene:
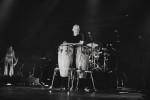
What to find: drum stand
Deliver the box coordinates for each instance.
[86,34,97,91]
[114,35,127,89]
[89,47,97,70]
[102,48,109,72]
[70,45,97,91]
[74,46,97,91]
[49,67,75,90]
[49,67,61,89]
[92,47,96,68]
[68,68,76,91]
[88,32,96,69]
[75,70,97,91]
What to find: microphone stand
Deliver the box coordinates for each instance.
[115,35,121,89]
[88,32,93,42]
[20,63,24,77]
[115,34,127,90]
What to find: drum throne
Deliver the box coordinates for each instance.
[75,69,97,92]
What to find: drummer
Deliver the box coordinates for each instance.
[63,24,90,91]
[64,24,84,68]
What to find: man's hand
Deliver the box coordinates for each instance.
[79,41,84,44]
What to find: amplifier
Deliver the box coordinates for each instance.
[26,77,40,85]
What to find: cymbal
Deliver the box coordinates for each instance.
[87,43,98,47]
[102,48,107,50]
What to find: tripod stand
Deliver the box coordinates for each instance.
[87,32,100,70]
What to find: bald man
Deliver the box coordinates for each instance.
[65,24,84,44]
[60,24,87,91]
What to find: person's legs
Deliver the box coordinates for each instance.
[9,65,14,76]
[9,61,13,76]
[78,73,90,92]
[4,61,8,75]
[60,77,68,90]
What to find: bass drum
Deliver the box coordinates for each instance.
[76,46,90,78]
[58,44,73,77]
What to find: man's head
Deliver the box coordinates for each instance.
[72,24,80,36]
[9,46,13,50]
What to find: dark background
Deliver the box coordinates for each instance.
[0,0,150,90]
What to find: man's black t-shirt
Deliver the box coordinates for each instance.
[66,34,84,43]
[65,33,84,68]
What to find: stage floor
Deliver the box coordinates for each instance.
[0,85,147,100]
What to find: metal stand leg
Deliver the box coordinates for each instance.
[49,68,59,89]
[76,76,79,91]
[75,70,80,91]
[68,69,72,89]
[50,68,73,90]
[84,71,96,91]
[90,71,97,91]
[71,75,75,91]
[68,74,70,89]
[70,69,75,91]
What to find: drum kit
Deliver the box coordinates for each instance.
[49,40,118,90]
[57,42,112,75]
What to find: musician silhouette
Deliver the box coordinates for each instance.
[4,46,18,76]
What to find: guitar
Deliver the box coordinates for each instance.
[13,58,18,67]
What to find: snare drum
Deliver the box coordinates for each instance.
[76,46,89,78]
[58,44,73,77]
